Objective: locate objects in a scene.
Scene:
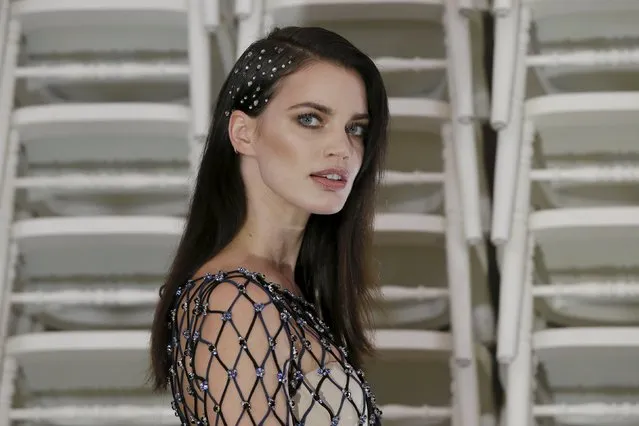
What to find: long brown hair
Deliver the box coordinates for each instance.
[150,26,389,390]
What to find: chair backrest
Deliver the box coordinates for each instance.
[0,0,216,372]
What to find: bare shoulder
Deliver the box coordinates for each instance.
[176,265,287,341]
[170,265,294,423]
[188,257,286,301]
[184,267,275,307]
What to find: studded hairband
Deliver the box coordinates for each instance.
[223,46,294,117]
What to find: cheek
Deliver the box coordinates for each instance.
[258,132,302,167]
[255,131,306,188]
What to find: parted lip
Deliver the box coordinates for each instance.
[310,168,349,181]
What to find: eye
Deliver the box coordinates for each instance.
[297,113,322,128]
[346,123,368,138]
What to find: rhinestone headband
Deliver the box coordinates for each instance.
[224,46,295,117]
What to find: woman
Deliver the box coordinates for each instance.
[150,26,389,425]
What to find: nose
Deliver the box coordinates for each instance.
[324,130,352,159]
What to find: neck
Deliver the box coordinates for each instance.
[224,160,310,284]
[229,217,305,283]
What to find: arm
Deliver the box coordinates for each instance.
[171,273,294,425]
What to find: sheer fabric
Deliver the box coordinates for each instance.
[167,268,382,425]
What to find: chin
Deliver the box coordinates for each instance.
[305,197,348,216]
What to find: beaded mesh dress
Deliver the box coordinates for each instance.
[168,268,383,425]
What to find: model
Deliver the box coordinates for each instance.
[150,25,389,425]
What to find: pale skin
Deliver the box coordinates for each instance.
[183,60,371,423]
[193,60,370,295]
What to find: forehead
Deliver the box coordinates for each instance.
[272,61,367,114]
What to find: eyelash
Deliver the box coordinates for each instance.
[296,113,368,138]
[297,113,321,127]
[346,123,368,138]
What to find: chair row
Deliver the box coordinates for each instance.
[0,0,494,425]
[490,1,639,425]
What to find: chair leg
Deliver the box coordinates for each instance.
[0,130,21,385]
[0,20,20,191]
[504,234,536,426]
[236,0,263,57]
[0,355,18,424]
[443,122,475,365]
[496,120,535,363]
[0,0,10,72]
[491,6,532,244]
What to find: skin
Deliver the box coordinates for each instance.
[196,61,369,292]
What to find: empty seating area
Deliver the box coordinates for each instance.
[1,0,637,425]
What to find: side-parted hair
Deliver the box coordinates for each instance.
[150,26,389,390]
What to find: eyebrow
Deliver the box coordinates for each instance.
[288,102,369,120]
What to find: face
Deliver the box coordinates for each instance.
[233,61,368,215]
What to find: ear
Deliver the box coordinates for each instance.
[228,110,257,156]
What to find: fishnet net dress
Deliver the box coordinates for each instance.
[168,268,383,425]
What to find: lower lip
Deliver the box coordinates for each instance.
[311,175,347,190]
